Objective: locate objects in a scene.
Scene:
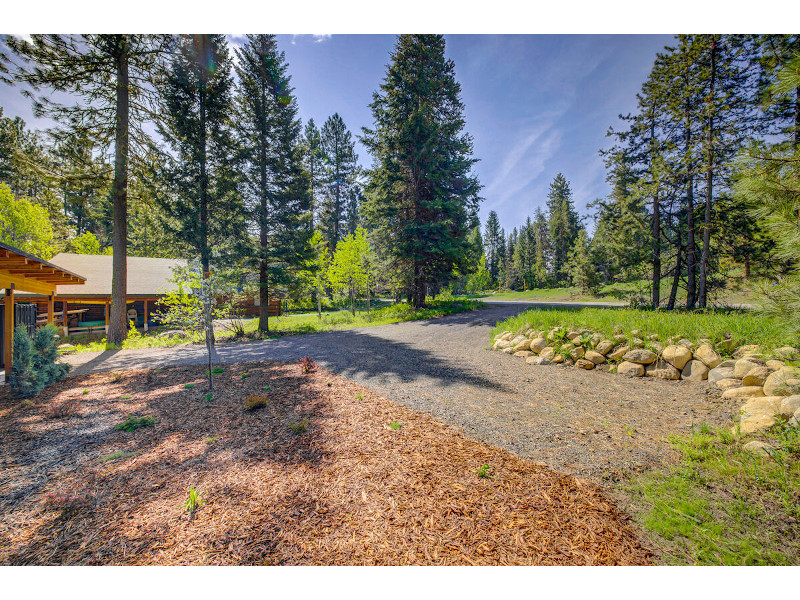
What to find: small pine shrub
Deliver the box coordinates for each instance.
[477,464,494,479]
[114,416,156,432]
[388,421,401,431]
[10,325,42,398]
[244,394,269,411]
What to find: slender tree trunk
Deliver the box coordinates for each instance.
[652,191,661,310]
[668,245,682,311]
[258,116,270,333]
[198,80,214,346]
[795,83,800,148]
[698,36,716,309]
[108,41,129,345]
[744,257,751,279]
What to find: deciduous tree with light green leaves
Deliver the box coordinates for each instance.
[0,183,54,258]
[327,227,372,316]
[69,231,112,255]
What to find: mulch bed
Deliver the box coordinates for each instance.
[0,360,651,565]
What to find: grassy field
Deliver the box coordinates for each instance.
[65,299,482,354]
[469,277,757,307]
[624,421,800,565]
[490,305,797,356]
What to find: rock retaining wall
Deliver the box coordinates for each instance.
[491,325,800,436]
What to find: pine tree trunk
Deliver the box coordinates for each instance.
[258,115,270,332]
[108,42,129,346]
[668,245,682,310]
[698,36,716,309]
[198,77,214,345]
[652,191,661,310]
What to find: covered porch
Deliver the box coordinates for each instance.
[0,241,86,382]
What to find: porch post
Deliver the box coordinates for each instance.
[143,299,149,332]
[63,300,69,336]
[105,301,109,334]
[4,286,14,380]
[47,293,55,325]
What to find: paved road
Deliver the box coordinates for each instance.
[62,301,731,479]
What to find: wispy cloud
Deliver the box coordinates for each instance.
[291,34,332,45]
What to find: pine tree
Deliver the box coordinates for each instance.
[303,118,324,230]
[546,173,580,284]
[156,35,246,278]
[362,35,481,308]
[234,34,312,332]
[483,210,504,284]
[3,35,170,344]
[567,229,598,294]
[319,113,359,251]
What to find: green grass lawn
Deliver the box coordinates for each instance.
[466,277,757,307]
[490,305,797,356]
[624,421,800,565]
[64,299,482,353]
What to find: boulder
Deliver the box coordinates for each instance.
[566,331,581,340]
[737,396,783,435]
[608,345,630,362]
[763,368,800,396]
[570,346,585,360]
[722,386,766,400]
[526,356,552,366]
[682,360,709,382]
[742,366,771,387]
[585,350,606,365]
[631,329,643,337]
[493,339,512,350]
[514,351,533,358]
[510,335,526,347]
[716,338,735,354]
[590,333,603,348]
[708,366,735,384]
[779,395,800,418]
[742,441,773,456]
[677,338,694,350]
[613,334,628,344]
[529,337,548,354]
[500,332,513,341]
[718,359,737,368]
[513,338,532,352]
[733,358,763,380]
[617,361,645,377]
[502,347,515,354]
[766,360,786,371]
[563,358,575,367]
[693,343,723,369]
[645,359,682,380]
[572,337,584,347]
[733,344,761,359]
[595,340,615,356]
[539,347,556,360]
[552,355,565,364]
[774,346,800,361]
[630,337,645,349]
[576,358,595,370]
[622,348,657,365]
[648,333,659,341]
[662,345,693,370]
[716,378,742,392]
[612,325,624,335]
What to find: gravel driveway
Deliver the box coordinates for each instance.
[62,302,736,480]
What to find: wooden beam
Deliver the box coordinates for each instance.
[4,287,14,381]
[143,299,149,331]
[104,301,109,334]
[0,271,56,295]
[47,293,54,326]
[62,299,68,336]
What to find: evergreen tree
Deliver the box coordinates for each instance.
[546,173,580,284]
[567,229,599,294]
[3,34,170,344]
[303,118,324,230]
[234,34,312,332]
[531,208,549,287]
[319,113,359,251]
[156,35,246,278]
[483,210,504,284]
[362,35,481,308]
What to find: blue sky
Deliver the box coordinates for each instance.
[1,33,675,234]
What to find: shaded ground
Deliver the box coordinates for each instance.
[62,303,738,481]
[0,362,650,565]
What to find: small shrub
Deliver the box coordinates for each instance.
[388,420,401,431]
[298,355,316,374]
[120,394,132,400]
[205,367,225,376]
[241,374,249,379]
[356,393,364,401]
[184,383,195,389]
[82,389,89,395]
[184,487,204,517]
[289,417,310,434]
[205,436,217,444]
[114,416,156,432]
[244,394,269,411]
[327,382,332,387]
[98,450,135,463]
[204,392,213,402]
[263,385,271,391]
[477,464,494,478]
[47,398,81,419]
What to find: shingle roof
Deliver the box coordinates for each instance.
[45,254,187,297]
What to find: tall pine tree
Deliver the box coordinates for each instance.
[546,173,580,284]
[362,35,480,308]
[319,113,359,251]
[234,34,312,332]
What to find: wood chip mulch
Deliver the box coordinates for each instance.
[0,360,652,565]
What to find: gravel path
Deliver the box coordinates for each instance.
[62,302,737,480]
